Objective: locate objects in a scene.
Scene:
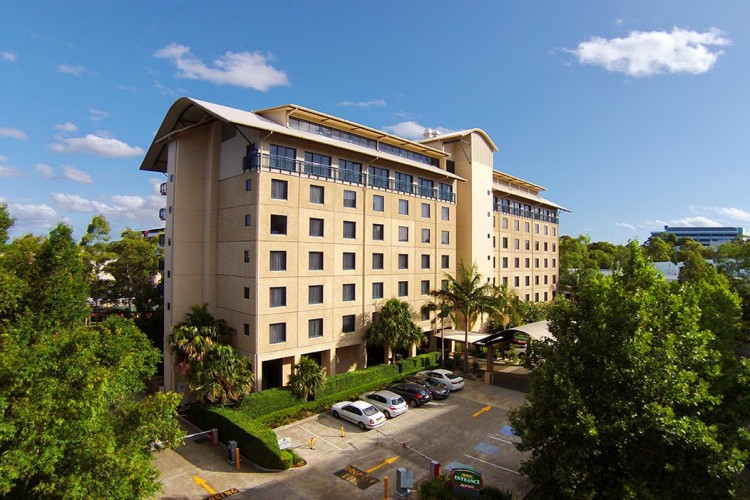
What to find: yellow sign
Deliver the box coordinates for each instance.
[207,488,240,500]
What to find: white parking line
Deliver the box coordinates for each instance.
[489,435,515,445]
[463,454,521,475]
[298,425,345,451]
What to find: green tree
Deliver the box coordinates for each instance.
[559,234,592,271]
[642,232,677,262]
[488,284,522,331]
[168,304,253,403]
[288,356,326,402]
[430,262,496,373]
[509,243,750,498]
[0,203,13,245]
[107,228,161,315]
[80,214,114,309]
[366,298,425,364]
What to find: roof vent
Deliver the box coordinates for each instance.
[423,128,434,139]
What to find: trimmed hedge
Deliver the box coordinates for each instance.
[190,404,288,470]
[317,363,399,398]
[238,387,299,417]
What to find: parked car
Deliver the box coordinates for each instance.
[361,390,408,419]
[388,382,433,407]
[412,376,450,400]
[418,369,465,391]
[331,400,386,430]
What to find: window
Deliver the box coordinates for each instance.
[372,253,384,270]
[309,285,323,304]
[342,283,355,301]
[398,281,408,296]
[309,251,323,271]
[372,282,384,299]
[421,228,430,243]
[421,203,430,218]
[441,279,448,291]
[395,172,413,193]
[270,287,286,307]
[525,258,530,268]
[525,222,530,233]
[535,258,540,268]
[544,242,548,251]
[269,323,286,344]
[441,230,450,245]
[244,250,251,263]
[544,258,549,268]
[373,194,384,212]
[245,179,252,191]
[439,182,453,201]
[373,224,384,240]
[421,280,430,295]
[368,166,389,189]
[342,314,356,333]
[398,226,409,242]
[441,207,450,221]
[441,255,449,269]
[270,144,296,171]
[340,159,363,183]
[245,214,252,226]
[514,276,520,287]
[525,276,530,286]
[343,252,356,270]
[309,218,324,237]
[244,287,250,299]
[418,178,434,197]
[544,225,549,236]
[502,218,508,229]
[535,241,540,251]
[343,221,356,239]
[502,257,508,268]
[398,254,408,269]
[270,251,287,271]
[544,275,549,284]
[514,220,520,231]
[304,151,332,177]
[244,323,250,336]
[398,199,409,215]
[553,258,557,268]
[525,240,530,251]
[343,190,357,208]
[271,179,288,200]
[310,185,325,204]
[421,254,430,269]
[514,239,520,250]
[309,319,323,338]
[514,257,520,268]
[502,237,508,249]
[535,224,540,234]
[270,214,287,235]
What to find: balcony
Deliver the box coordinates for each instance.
[242,152,457,204]
[493,204,558,224]
[159,182,167,195]
[158,208,166,221]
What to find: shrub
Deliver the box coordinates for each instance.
[239,387,299,417]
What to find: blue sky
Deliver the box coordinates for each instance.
[1,1,748,244]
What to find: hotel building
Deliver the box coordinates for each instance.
[140,98,566,392]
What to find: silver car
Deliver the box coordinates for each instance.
[331,400,386,430]
[361,390,408,419]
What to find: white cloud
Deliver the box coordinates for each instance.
[670,216,721,227]
[36,163,56,179]
[50,188,165,229]
[57,64,94,76]
[567,27,730,77]
[615,222,637,231]
[383,121,454,140]
[49,134,144,157]
[54,121,78,133]
[7,202,58,222]
[89,108,111,122]
[0,154,6,161]
[154,43,289,91]
[62,165,93,184]
[0,165,21,178]
[2,51,17,62]
[338,99,387,108]
[698,206,750,223]
[0,127,28,140]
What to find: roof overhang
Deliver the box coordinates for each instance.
[435,329,488,344]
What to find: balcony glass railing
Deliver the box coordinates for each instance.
[158,208,166,221]
[159,182,167,195]
[493,204,558,224]
[242,152,457,203]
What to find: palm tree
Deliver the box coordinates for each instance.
[191,344,254,404]
[421,297,452,367]
[288,356,326,401]
[366,298,425,364]
[430,261,496,373]
[488,284,522,331]
[168,304,233,374]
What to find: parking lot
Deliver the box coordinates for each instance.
[157,376,532,499]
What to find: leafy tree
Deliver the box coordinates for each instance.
[80,214,114,309]
[716,239,750,323]
[488,284,522,331]
[168,304,253,403]
[558,268,598,301]
[642,232,676,262]
[288,356,326,402]
[107,228,161,315]
[509,243,750,498]
[430,262,496,372]
[0,216,184,498]
[559,234,592,271]
[366,298,424,364]
[0,203,13,245]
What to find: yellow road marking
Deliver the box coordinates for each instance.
[366,455,400,473]
[472,405,492,417]
[193,475,216,495]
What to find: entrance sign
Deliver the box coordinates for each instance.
[278,437,291,450]
[452,467,483,497]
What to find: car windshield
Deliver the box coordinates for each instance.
[362,406,380,416]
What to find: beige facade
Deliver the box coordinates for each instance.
[141,98,565,392]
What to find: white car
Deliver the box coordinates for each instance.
[331,400,386,430]
[419,369,465,391]
[361,390,408,419]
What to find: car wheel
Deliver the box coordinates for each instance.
[332,410,340,419]
[358,421,366,430]
[384,411,391,419]
[409,399,418,408]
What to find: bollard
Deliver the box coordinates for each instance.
[310,437,316,450]
[340,426,345,438]
[235,447,241,470]
[211,428,218,446]
[384,476,389,500]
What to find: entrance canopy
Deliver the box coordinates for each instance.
[434,329,487,344]
[473,320,555,347]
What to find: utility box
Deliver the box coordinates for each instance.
[396,467,413,496]
[430,460,441,480]
[227,440,238,464]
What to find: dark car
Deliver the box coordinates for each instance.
[388,382,433,407]
[404,375,450,400]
